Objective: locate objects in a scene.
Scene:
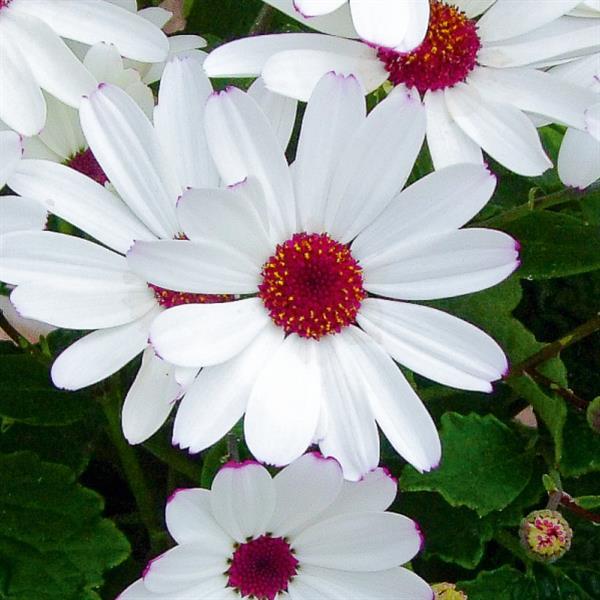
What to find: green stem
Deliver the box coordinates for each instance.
[478,187,580,228]
[101,392,162,552]
[143,435,203,483]
[249,5,275,35]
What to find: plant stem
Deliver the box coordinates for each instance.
[478,187,581,228]
[559,493,600,523]
[143,435,202,483]
[249,5,275,35]
[527,370,589,411]
[0,310,24,347]
[101,392,162,553]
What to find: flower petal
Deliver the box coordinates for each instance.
[293,0,345,17]
[363,228,520,300]
[358,298,508,392]
[0,195,46,235]
[150,298,270,368]
[558,127,600,189]
[0,131,23,188]
[121,348,180,445]
[209,461,276,543]
[245,335,323,466]
[118,577,228,600]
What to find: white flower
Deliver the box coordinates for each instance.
[552,53,600,189]
[205,0,599,176]
[127,73,518,480]
[0,130,22,188]
[119,454,433,600]
[0,52,297,446]
[0,0,169,135]
[265,0,430,51]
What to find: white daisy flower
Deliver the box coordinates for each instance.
[553,53,600,189]
[118,454,433,600]
[266,0,430,51]
[0,0,169,135]
[127,73,518,480]
[205,0,599,176]
[0,52,297,445]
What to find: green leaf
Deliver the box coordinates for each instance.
[0,352,92,426]
[459,566,536,599]
[560,410,600,476]
[501,212,600,279]
[0,452,130,600]
[574,495,600,509]
[401,413,532,516]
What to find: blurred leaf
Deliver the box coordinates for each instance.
[574,495,600,510]
[187,0,262,40]
[401,413,533,516]
[560,410,600,477]
[0,452,130,600]
[459,566,536,599]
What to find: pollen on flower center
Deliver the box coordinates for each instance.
[378,0,481,93]
[227,535,298,600]
[258,232,366,340]
[67,148,109,186]
[149,284,233,309]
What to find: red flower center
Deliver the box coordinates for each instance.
[258,232,366,340]
[228,535,298,600]
[149,284,233,309]
[378,0,481,93]
[0,0,12,9]
[67,148,108,186]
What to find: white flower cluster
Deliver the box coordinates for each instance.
[0,1,598,598]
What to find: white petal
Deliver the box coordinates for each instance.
[350,0,429,51]
[204,33,364,78]
[358,298,508,392]
[325,87,426,242]
[9,159,156,253]
[550,53,600,88]
[10,280,155,329]
[0,195,46,235]
[204,86,296,241]
[363,228,519,300]
[424,90,483,169]
[317,335,380,481]
[248,77,298,152]
[210,461,276,543]
[165,488,232,552]
[173,324,284,453]
[294,71,366,232]
[154,51,219,193]
[51,309,159,390]
[453,0,496,17]
[293,0,345,16]
[292,511,422,571]
[150,298,269,368]
[122,348,179,445]
[586,101,600,139]
[0,295,55,345]
[445,81,552,176]
[0,230,137,286]
[245,335,322,466]
[127,239,260,294]
[477,0,581,42]
[143,544,229,594]
[470,66,597,129]
[36,93,84,160]
[558,127,600,188]
[80,84,180,239]
[267,453,344,537]
[2,10,96,108]
[118,577,228,600]
[21,136,62,162]
[0,26,46,135]
[290,566,432,600]
[352,163,496,262]
[0,131,22,188]
[336,326,441,473]
[177,187,272,267]
[13,0,169,62]
[262,48,387,102]
[83,40,124,82]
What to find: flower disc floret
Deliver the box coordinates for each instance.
[378,0,481,93]
[67,148,108,186]
[258,232,366,340]
[149,284,233,309]
[227,535,298,600]
[519,509,572,563]
[0,0,12,9]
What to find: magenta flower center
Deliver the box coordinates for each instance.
[67,148,108,186]
[258,232,366,340]
[0,0,12,9]
[378,0,481,93]
[228,535,298,600]
[149,284,233,309]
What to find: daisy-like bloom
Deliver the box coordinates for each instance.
[119,454,433,600]
[127,73,518,480]
[266,0,430,51]
[553,53,600,189]
[0,52,297,445]
[0,0,169,135]
[205,0,599,176]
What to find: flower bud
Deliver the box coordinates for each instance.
[432,582,468,599]
[586,397,600,433]
[519,509,572,563]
